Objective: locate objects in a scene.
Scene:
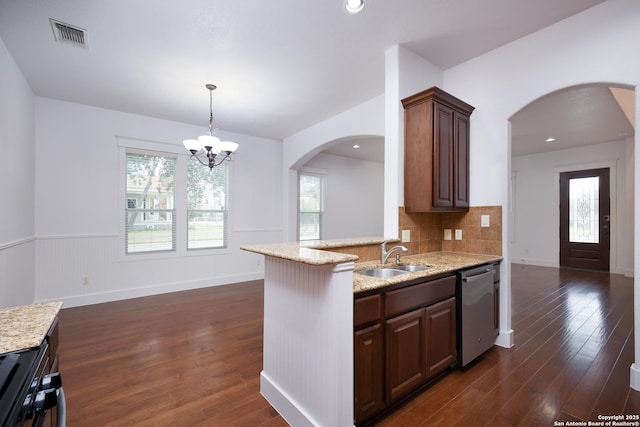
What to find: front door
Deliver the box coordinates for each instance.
[559,168,610,271]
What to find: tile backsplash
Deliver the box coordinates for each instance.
[399,206,502,256]
[319,206,502,262]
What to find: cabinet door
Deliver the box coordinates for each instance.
[403,101,435,212]
[433,102,454,208]
[425,297,456,379]
[385,308,426,402]
[402,87,473,212]
[354,323,385,423]
[453,112,470,208]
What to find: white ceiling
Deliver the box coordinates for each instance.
[511,84,635,157]
[1,0,627,161]
[323,137,385,163]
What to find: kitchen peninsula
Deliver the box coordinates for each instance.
[0,301,62,353]
[242,238,501,426]
[0,301,63,426]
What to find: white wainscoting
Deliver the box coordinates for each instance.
[35,229,281,307]
[0,237,36,308]
[261,256,354,427]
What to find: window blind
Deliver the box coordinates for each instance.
[187,161,228,249]
[125,152,176,253]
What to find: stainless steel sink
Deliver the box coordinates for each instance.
[355,265,431,279]
[393,264,431,272]
[355,268,409,278]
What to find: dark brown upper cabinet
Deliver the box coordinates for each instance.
[402,87,475,212]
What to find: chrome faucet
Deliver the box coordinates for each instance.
[380,241,408,264]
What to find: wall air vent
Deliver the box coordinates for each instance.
[50,19,88,48]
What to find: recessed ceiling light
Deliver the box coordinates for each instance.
[345,0,365,14]
[353,144,361,149]
[545,137,556,143]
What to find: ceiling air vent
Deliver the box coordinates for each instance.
[50,19,88,48]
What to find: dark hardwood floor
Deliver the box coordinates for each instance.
[58,264,640,426]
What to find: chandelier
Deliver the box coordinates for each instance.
[183,84,238,170]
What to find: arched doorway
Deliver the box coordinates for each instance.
[294,135,385,240]
[509,83,634,275]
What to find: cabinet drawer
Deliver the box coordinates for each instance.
[355,294,382,328]
[385,275,455,318]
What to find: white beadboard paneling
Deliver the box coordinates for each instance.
[36,235,118,302]
[261,256,354,426]
[35,232,278,307]
[0,239,35,308]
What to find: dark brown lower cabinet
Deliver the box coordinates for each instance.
[385,308,426,402]
[354,275,457,425]
[354,323,385,422]
[386,297,456,402]
[425,297,456,379]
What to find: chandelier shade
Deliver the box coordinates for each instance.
[183,84,237,170]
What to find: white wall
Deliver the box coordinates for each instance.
[282,95,385,241]
[440,0,639,373]
[511,140,629,274]
[441,0,640,274]
[0,37,36,307]
[34,97,283,307]
[302,153,384,239]
[383,46,444,237]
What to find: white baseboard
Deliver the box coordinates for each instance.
[495,329,514,348]
[260,371,317,427]
[511,257,557,268]
[39,272,264,308]
[621,267,635,278]
[631,363,640,391]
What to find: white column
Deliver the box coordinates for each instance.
[630,90,640,391]
[260,256,355,426]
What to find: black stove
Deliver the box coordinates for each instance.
[0,343,62,427]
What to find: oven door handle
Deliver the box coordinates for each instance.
[57,387,66,427]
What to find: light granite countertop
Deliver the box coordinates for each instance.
[241,237,501,294]
[0,301,62,353]
[353,252,502,293]
[241,237,392,265]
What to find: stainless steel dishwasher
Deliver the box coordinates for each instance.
[456,264,497,366]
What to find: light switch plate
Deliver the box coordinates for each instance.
[455,229,463,240]
[481,214,490,227]
[402,229,411,242]
[444,229,452,240]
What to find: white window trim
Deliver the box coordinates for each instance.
[297,168,326,241]
[117,137,232,262]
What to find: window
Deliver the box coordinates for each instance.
[125,152,176,253]
[298,172,324,241]
[187,160,228,249]
[122,143,232,256]
[568,176,599,243]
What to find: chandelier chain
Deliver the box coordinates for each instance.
[209,87,214,137]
